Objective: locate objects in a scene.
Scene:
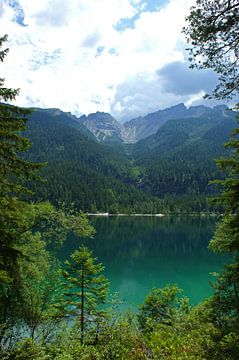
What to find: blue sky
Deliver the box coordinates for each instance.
[0,0,224,121]
[8,0,169,29]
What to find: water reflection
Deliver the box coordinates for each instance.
[59,216,228,307]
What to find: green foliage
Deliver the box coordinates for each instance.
[211,262,239,327]
[144,324,203,359]
[0,202,94,353]
[137,285,188,331]
[5,338,47,360]
[183,0,239,100]
[40,318,147,360]
[184,1,239,358]
[132,109,236,204]
[24,109,166,214]
[210,124,239,254]
[0,35,46,351]
[2,22,239,358]
[18,242,63,340]
[24,105,237,214]
[0,35,95,356]
[61,246,109,344]
[0,34,42,285]
[207,125,239,359]
[137,294,228,359]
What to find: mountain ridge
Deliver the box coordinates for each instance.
[22,103,237,213]
[77,103,234,144]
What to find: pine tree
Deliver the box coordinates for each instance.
[207,128,239,356]
[0,34,42,284]
[62,245,109,344]
[184,2,239,357]
[0,33,43,352]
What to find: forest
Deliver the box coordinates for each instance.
[23,105,237,215]
[0,0,239,359]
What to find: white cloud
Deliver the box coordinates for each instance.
[33,0,70,27]
[110,71,196,121]
[1,0,208,120]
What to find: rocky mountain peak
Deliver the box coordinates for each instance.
[79,112,124,142]
[77,103,231,144]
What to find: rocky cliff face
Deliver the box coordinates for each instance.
[77,104,232,144]
[79,112,124,143]
[123,103,189,143]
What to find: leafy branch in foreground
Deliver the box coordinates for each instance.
[184,1,239,358]
[183,0,239,100]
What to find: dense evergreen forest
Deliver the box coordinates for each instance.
[1,0,239,358]
[24,104,237,214]
[25,109,164,214]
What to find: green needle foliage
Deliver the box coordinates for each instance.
[207,126,239,358]
[0,34,95,356]
[137,285,188,332]
[62,245,109,345]
[0,34,43,286]
[184,1,239,358]
[183,0,239,100]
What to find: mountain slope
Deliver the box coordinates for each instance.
[23,104,237,214]
[79,104,234,146]
[79,112,124,145]
[130,106,237,197]
[123,103,189,143]
[132,105,235,157]
[25,108,162,213]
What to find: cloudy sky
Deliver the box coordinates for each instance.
[1,0,221,121]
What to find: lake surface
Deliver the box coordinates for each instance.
[59,216,229,309]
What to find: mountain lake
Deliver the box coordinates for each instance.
[59,215,229,309]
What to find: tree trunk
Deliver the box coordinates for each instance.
[81,268,84,345]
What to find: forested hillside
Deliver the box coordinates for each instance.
[24,105,236,213]
[130,106,237,199]
[25,109,162,213]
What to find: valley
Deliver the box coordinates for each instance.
[25,103,237,214]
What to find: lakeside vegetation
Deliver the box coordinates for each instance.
[1,1,239,358]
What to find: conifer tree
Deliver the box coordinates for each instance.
[62,246,109,344]
[184,1,239,357]
[0,34,42,284]
[0,33,43,352]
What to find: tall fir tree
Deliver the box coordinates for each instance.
[62,245,109,345]
[184,1,239,357]
[0,34,42,284]
[0,33,42,353]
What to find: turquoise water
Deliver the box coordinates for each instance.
[59,216,229,309]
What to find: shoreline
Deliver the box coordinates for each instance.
[86,212,221,217]
[87,213,164,217]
